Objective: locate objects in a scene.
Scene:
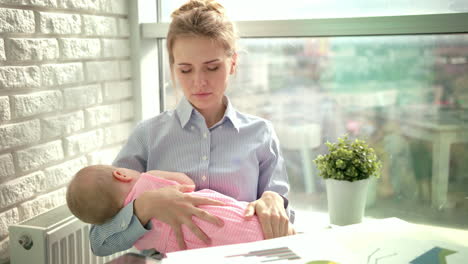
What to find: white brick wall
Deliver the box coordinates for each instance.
[118,18,130,37]
[44,157,87,188]
[16,140,64,172]
[120,60,132,79]
[103,81,132,100]
[42,63,84,86]
[41,111,84,138]
[0,1,134,262]
[0,209,18,239]
[60,0,100,11]
[65,129,104,156]
[0,66,41,89]
[88,146,121,165]
[11,90,63,118]
[86,60,120,81]
[0,0,59,8]
[0,171,46,208]
[64,84,102,109]
[0,97,10,121]
[0,237,9,264]
[17,188,66,221]
[102,39,130,57]
[0,154,14,180]
[0,120,40,151]
[39,12,81,35]
[7,38,60,61]
[0,39,5,61]
[60,38,101,59]
[103,122,132,145]
[0,8,34,33]
[83,15,117,36]
[85,103,121,127]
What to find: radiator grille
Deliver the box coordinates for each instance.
[9,205,135,264]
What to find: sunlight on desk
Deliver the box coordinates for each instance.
[162,217,468,264]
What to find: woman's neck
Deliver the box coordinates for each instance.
[198,98,227,128]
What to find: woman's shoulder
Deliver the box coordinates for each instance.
[135,109,177,129]
[234,109,273,129]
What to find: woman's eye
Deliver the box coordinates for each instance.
[207,66,219,71]
[180,69,191,74]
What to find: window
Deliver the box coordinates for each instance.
[161,0,468,21]
[143,1,468,229]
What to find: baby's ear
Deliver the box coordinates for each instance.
[113,169,132,183]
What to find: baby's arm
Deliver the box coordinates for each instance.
[146,170,195,186]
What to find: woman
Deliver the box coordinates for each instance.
[89,0,295,256]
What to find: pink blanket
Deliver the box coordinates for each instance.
[124,173,264,253]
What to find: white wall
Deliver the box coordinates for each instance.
[0,0,134,262]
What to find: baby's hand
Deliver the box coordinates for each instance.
[146,170,195,186]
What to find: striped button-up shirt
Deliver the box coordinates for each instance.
[90,96,293,256]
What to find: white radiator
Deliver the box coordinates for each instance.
[9,204,136,264]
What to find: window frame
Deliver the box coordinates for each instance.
[143,12,468,38]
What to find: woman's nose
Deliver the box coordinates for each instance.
[193,71,207,88]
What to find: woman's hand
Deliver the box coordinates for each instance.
[244,191,296,239]
[134,185,225,250]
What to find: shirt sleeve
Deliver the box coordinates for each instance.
[90,122,152,256]
[257,121,295,223]
[89,202,151,256]
[112,121,148,171]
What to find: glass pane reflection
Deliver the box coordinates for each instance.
[163,34,468,229]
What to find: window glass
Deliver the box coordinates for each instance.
[163,34,468,229]
[161,0,468,21]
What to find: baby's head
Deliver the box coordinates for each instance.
[66,165,141,224]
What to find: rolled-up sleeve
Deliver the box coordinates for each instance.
[89,202,151,256]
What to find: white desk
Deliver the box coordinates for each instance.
[162,218,468,264]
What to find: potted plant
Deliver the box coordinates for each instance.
[314,135,382,226]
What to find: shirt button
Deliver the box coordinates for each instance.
[120,221,126,228]
[203,133,207,138]
[219,125,223,129]
[202,175,207,181]
[202,155,207,160]
[191,126,195,130]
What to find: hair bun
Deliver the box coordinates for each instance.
[171,0,225,18]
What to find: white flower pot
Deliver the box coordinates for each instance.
[326,178,370,226]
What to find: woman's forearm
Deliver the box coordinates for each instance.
[89,202,150,256]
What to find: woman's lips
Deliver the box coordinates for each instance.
[193,92,212,98]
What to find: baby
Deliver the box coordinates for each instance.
[66,165,264,253]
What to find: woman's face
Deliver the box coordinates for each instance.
[172,36,236,113]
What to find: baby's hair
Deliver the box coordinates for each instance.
[166,0,238,65]
[66,165,121,224]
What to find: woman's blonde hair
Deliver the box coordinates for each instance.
[167,0,238,65]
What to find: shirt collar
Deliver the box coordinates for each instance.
[223,96,240,132]
[175,96,240,132]
[175,96,194,128]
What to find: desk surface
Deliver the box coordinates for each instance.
[162,218,468,264]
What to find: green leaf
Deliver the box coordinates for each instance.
[313,134,382,182]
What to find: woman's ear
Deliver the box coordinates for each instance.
[230,52,238,75]
[113,169,132,183]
